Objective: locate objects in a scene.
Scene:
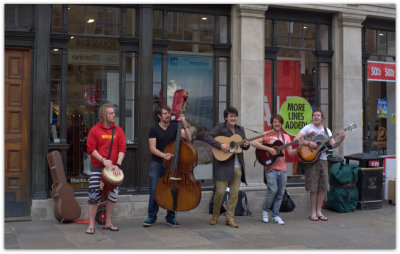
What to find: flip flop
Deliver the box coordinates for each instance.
[86,228,95,234]
[309,216,319,221]
[104,225,119,231]
[318,216,328,221]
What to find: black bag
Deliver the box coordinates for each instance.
[234,191,252,216]
[209,190,251,216]
[271,189,295,212]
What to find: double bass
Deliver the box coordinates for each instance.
[155,90,201,211]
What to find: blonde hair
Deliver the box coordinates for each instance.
[98,103,114,122]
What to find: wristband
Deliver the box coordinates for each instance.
[115,163,122,168]
[101,157,106,164]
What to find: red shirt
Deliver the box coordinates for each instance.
[86,122,126,167]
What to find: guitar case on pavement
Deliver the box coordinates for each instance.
[47,151,81,222]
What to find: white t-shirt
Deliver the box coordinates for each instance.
[299,124,332,160]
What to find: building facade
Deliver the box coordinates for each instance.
[4,4,395,219]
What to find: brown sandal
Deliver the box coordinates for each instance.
[104,225,119,231]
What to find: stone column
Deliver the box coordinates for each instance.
[332,12,366,157]
[231,5,268,185]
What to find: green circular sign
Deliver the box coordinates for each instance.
[280,97,312,136]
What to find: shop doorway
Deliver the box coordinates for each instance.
[4,47,31,218]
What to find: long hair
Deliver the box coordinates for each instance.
[98,103,114,122]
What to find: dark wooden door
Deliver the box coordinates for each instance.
[4,47,31,218]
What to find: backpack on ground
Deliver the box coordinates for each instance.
[209,190,251,216]
[326,162,358,213]
[234,191,252,216]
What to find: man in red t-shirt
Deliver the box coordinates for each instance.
[85,104,126,234]
[252,114,299,225]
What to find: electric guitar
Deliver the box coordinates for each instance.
[298,123,357,163]
[255,132,315,167]
[212,130,277,162]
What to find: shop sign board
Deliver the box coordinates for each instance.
[367,61,395,82]
[68,50,119,66]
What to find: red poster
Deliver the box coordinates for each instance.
[264,59,302,162]
[367,61,396,82]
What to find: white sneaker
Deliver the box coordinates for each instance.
[262,210,269,223]
[272,216,285,225]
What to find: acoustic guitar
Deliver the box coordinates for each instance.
[298,123,357,163]
[255,132,315,167]
[212,130,277,162]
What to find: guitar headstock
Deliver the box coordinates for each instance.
[345,123,357,132]
[306,131,316,138]
[265,130,278,137]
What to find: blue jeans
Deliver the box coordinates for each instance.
[262,170,287,217]
[147,160,175,219]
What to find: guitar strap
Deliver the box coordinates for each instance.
[107,127,116,160]
[324,127,329,138]
[280,132,285,145]
[324,127,332,149]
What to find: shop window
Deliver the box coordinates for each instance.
[303,23,316,49]
[168,12,183,40]
[66,37,120,187]
[363,22,395,155]
[265,50,318,175]
[50,49,62,143]
[364,80,394,155]
[319,62,330,127]
[320,24,329,50]
[126,8,136,37]
[376,30,387,55]
[153,10,163,39]
[52,5,63,33]
[4,4,33,31]
[265,19,272,46]
[167,11,215,42]
[366,29,377,55]
[219,16,228,43]
[153,54,162,109]
[387,31,395,55]
[218,57,228,122]
[68,5,121,36]
[125,52,137,144]
[263,59,273,129]
[199,15,214,42]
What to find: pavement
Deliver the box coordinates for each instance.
[3,202,396,250]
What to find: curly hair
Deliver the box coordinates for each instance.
[98,103,114,122]
[270,114,284,125]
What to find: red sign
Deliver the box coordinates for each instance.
[368,160,380,167]
[367,61,396,82]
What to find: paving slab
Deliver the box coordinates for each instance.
[4,203,396,249]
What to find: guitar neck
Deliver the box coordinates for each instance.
[237,133,268,146]
[277,139,300,151]
[320,128,346,145]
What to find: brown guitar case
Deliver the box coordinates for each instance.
[47,151,81,222]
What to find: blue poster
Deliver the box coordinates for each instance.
[168,54,213,130]
[377,97,387,119]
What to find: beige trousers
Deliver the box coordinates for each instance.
[213,167,242,221]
